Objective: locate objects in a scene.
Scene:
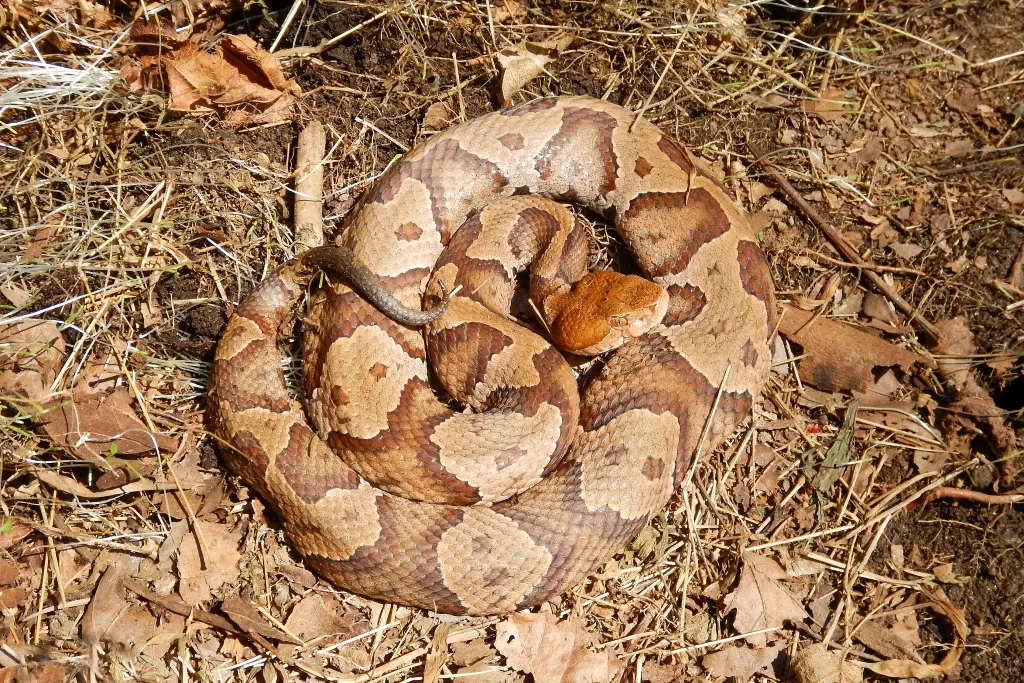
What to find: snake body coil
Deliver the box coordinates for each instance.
[209,96,776,615]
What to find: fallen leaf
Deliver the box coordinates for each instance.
[933,318,1016,458]
[862,659,945,679]
[422,101,452,130]
[38,387,178,468]
[284,592,368,643]
[722,553,807,647]
[791,643,863,683]
[1004,188,1024,206]
[853,618,922,662]
[891,608,922,647]
[490,0,527,23]
[222,595,297,643]
[0,320,66,404]
[495,607,622,683]
[1008,243,1024,290]
[778,304,935,393]
[132,34,300,126]
[701,643,783,682]
[81,555,137,645]
[910,124,942,138]
[945,86,981,115]
[945,254,968,273]
[889,242,924,260]
[176,519,242,603]
[861,292,900,325]
[452,638,497,667]
[0,518,34,550]
[809,402,858,494]
[913,449,950,474]
[497,35,574,104]
[455,659,520,683]
[802,88,853,121]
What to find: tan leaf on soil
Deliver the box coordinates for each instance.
[451,638,497,667]
[490,0,527,23]
[862,659,945,679]
[423,101,452,130]
[889,242,924,260]
[39,387,178,467]
[497,35,574,105]
[1004,188,1024,206]
[722,552,807,647]
[222,594,299,645]
[802,88,853,121]
[0,320,65,404]
[495,607,621,683]
[701,643,783,682]
[284,592,370,644]
[853,618,922,662]
[155,34,299,125]
[176,519,242,603]
[933,317,1016,458]
[81,555,137,645]
[778,304,934,393]
[790,643,863,683]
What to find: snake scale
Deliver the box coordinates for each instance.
[209,96,777,615]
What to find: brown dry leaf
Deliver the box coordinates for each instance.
[853,618,922,662]
[452,638,497,667]
[1007,242,1024,293]
[81,555,136,646]
[790,643,863,683]
[284,592,369,643]
[891,609,923,647]
[889,242,924,260]
[862,659,945,679]
[176,519,242,603]
[933,318,1016,458]
[456,659,520,683]
[39,387,178,467]
[0,319,65,404]
[423,101,452,130]
[945,86,981,115]
[913,449,950,475]
[222,595,296,643]
[106,605,186,658]
[701,643,783,682]
[722,552,807,647]
[151,34,299,125]
[1004,188,1024,206]
[490,0,527,23]
[495,607,622,683]
[802,88,853,121]
[497,35,574,105]
[778,304,934,393]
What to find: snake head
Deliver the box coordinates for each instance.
[550,270,669,356]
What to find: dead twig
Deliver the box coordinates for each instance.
[803,249,928,277]
[294,120,327,251]
[921,487,1024,507]
[747,139,942,345]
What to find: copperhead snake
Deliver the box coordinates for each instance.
[209,96,777,615]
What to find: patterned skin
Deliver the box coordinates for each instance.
[208,96,776,615]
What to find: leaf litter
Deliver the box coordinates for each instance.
[2,0,1022,681]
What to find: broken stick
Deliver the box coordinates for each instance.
[295,120,327,251]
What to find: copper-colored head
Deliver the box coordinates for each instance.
[549,270,669,355]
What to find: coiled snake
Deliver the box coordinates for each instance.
[209,96,776,615]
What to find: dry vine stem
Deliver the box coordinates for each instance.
[746,139,942,345]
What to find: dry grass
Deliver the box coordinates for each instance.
[1,0,1022,681]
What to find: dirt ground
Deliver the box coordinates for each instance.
[1,0,1023,681]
